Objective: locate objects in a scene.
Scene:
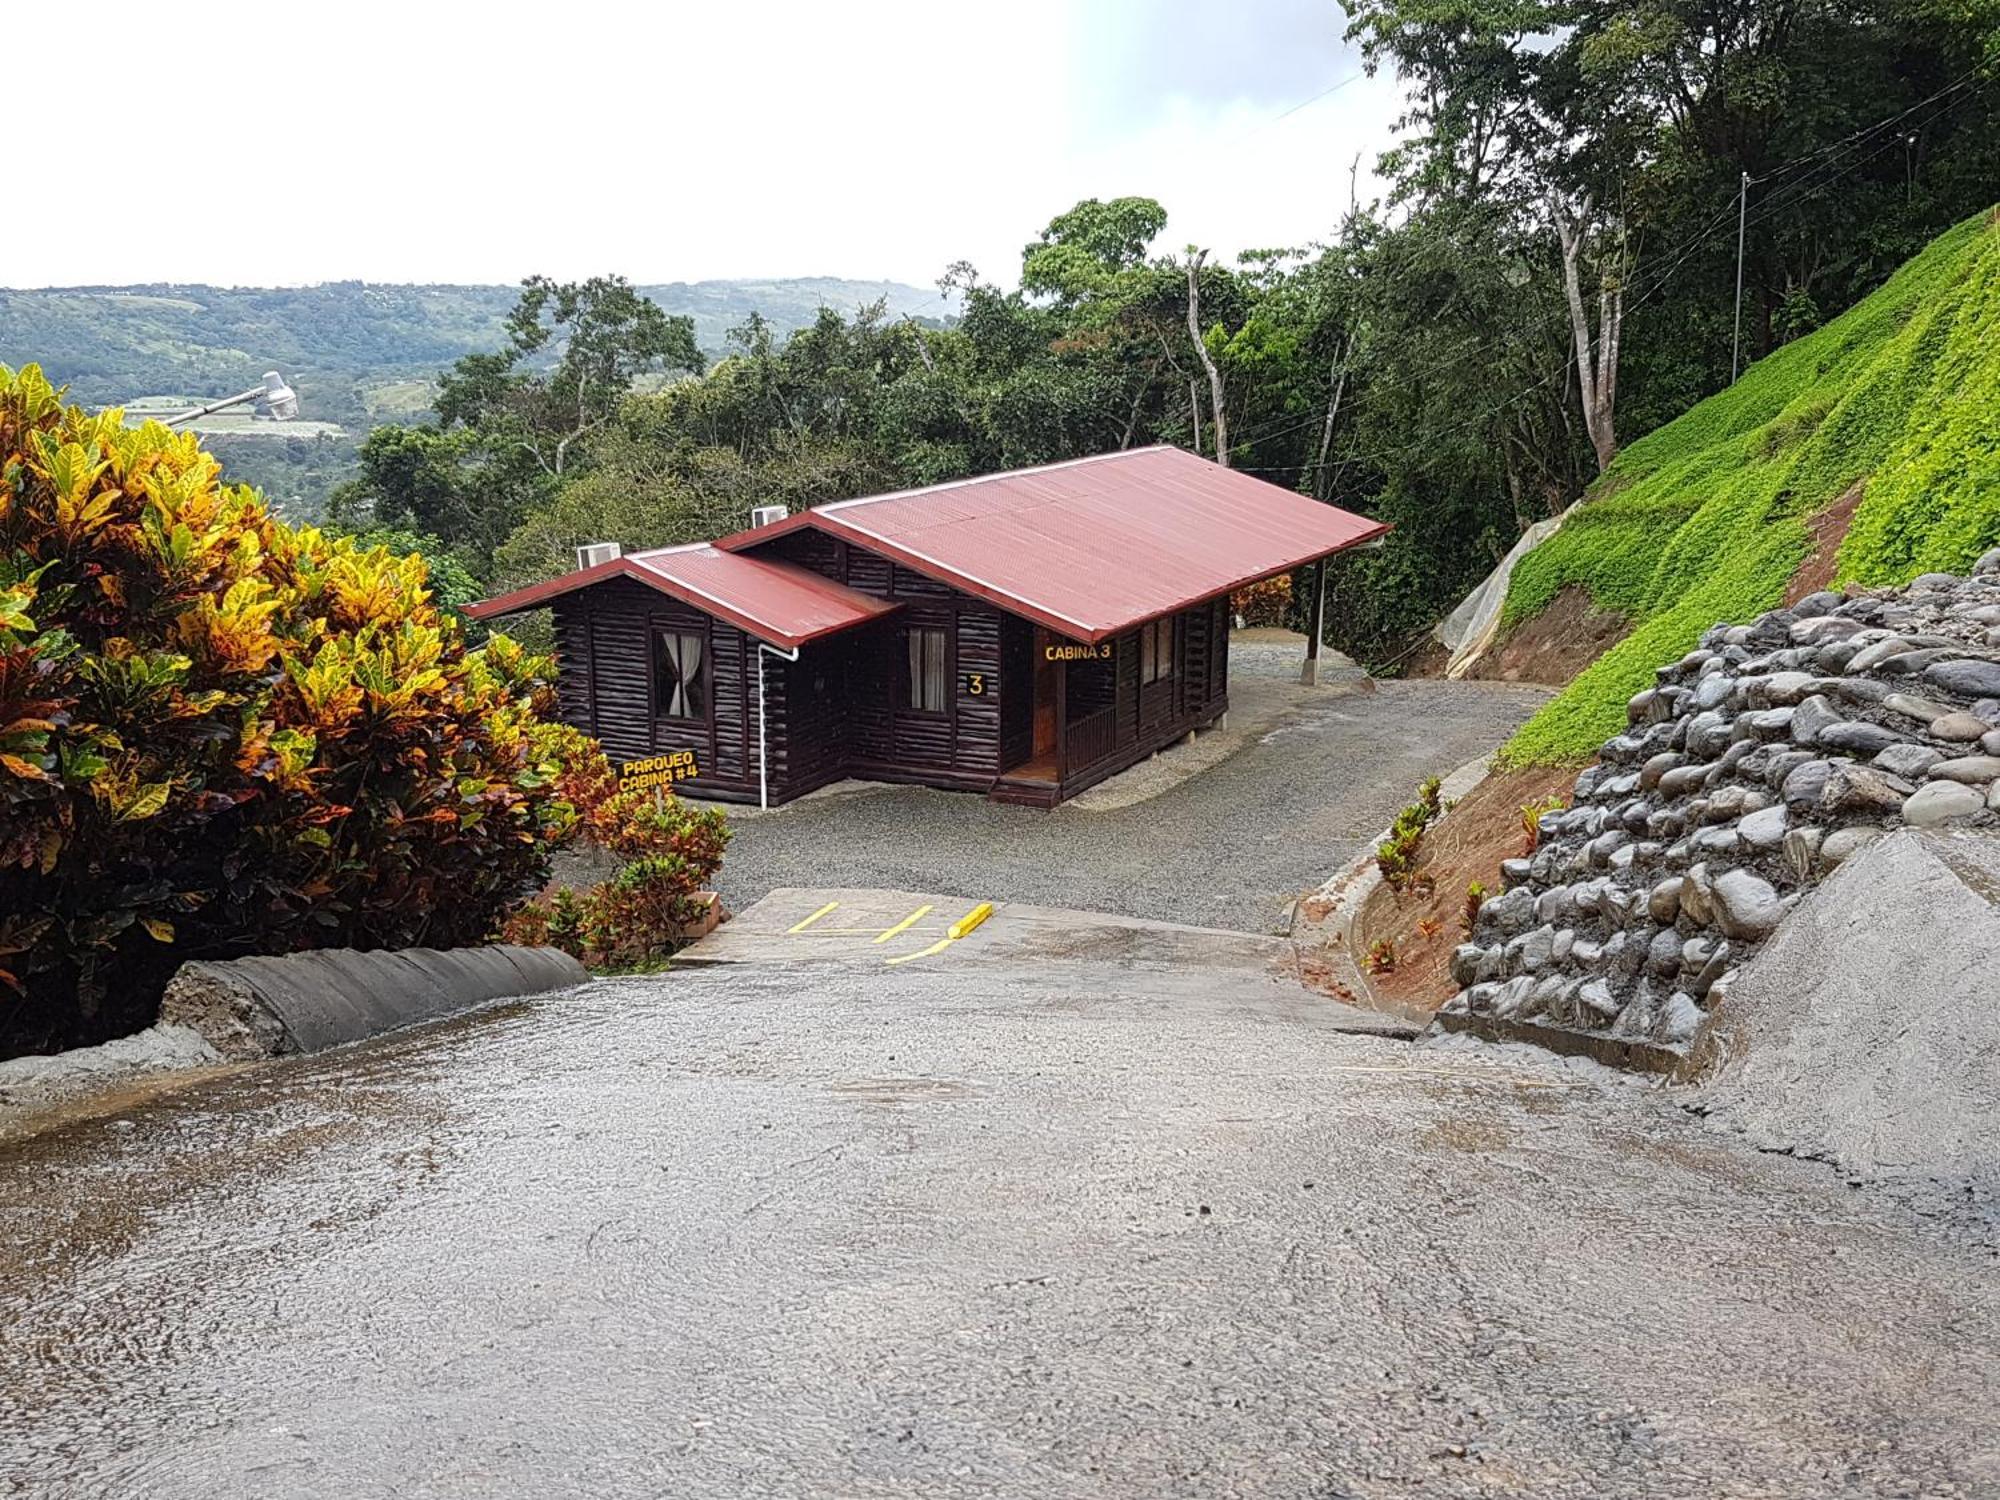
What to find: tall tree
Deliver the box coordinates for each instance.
[437,274,704,479]
[1185,249,1231,466]
[1551,193,1626,471]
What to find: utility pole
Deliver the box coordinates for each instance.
[1731,171,1750,382]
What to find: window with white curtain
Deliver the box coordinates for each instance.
[653,628,708,720]
[905,627,948,714]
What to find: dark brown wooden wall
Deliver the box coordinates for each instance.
[752,531,1013,787]
[999,614,1036,768]
[552,579,758,798]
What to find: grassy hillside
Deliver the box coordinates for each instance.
[1500,207,2000,765]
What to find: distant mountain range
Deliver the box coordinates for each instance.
[0,277,952,422]
[0,277,953,518]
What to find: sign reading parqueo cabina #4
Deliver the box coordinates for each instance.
[618,750,699,791]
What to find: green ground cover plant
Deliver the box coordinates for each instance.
[1501,209,2000,766]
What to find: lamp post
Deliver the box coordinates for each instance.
[164,370,300,427]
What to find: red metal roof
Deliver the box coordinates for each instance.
[463,543,899,650]
[718,446,1388,642]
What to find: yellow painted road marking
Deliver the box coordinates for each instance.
[885,902,997,966]
[788,901,840,934]
[885,937,954,967]
[872,904,935,944]
[948,902,994,939]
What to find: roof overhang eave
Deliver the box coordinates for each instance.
[461,556,900,652]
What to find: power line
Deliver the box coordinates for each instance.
[1248,78,1981,487]
[1230,62,1992,462]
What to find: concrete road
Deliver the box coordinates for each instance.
[711,650,1551,933]
[2,895,1995,1499]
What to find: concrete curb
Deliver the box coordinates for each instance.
[159,944,588,1060]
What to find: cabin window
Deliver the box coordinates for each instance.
[653,628,709,720]
[904,626,949,714]
[1140,617,1175,684]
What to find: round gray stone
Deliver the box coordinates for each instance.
[1818,825,1883,870]
[1927,755,2000,786]
[1925,658,2000,701]
[1817,720,1907,755]
[1647,877,1683,924]
[1711,868,1782,941]
[1929,711,1990,743]
[1818,764,1912,815]
[1789,695,1842,746]
[1737,805,1789,850]
[1880,691,1956,724]
[1781,758,1835,807]
[1873,742,1944,781]
[1900,780,1984,827]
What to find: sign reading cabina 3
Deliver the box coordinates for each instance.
[618,750,699,791]
[1042,639,1115,663]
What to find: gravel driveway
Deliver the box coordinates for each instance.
[714,645,1551,932]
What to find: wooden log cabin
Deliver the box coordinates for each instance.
[466,446,1387,809]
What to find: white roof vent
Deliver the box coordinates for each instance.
[576,541,623,570]
[749,504,788,529]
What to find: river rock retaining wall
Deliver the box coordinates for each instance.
[1434,548,2000,1066]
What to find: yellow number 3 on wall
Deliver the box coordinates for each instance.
[964,672,986,696]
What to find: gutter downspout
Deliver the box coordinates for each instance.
[756,642,801,811]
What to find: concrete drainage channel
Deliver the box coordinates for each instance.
[0,944,587,1136]
[160,945,587,1060]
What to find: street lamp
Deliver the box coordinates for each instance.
[164,370,300,427]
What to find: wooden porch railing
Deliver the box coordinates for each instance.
[1063,706,1118,776]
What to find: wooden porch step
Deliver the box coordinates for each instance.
[989,774,1060,809]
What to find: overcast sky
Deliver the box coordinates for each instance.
[10,0,1401,291]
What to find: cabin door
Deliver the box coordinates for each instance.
[1032,628,1058,757]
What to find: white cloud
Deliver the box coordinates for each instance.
[9,0,1398,289]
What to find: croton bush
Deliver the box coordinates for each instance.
[1230,573,1292,627]
[0,365,618,1053]
[502,780,730,970]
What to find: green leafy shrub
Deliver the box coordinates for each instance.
[0,365,594,1054]
[504,787,730,970]
[1499,210,2000,766]
[1518,794,1566,854]
[1375,775,1445,890]
[1459,880,1488,937]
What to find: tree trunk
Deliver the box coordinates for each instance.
[1186,251,1229,467]
[1553,196,1621,474]
[1313,338,1349,501]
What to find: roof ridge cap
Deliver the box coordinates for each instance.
[817,446,1170,518]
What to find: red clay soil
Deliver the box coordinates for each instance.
[1783,479,1867,605]
[1352,764,1580,1017]
[1468,584,1631,685]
